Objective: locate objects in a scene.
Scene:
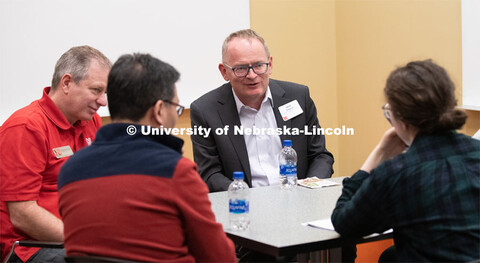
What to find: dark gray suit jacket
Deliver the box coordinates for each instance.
[190,79,334,192]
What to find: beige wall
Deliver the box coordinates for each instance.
[174,0,479,178]
[335,0,463,176]
[248,0,479,177]
[250,0,340,174]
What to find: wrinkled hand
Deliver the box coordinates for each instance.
[360,127,407,173]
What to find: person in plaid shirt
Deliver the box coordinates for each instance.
[331,60,480,262]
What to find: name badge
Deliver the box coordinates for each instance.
[52,146,74,159]
[278,100,303,121]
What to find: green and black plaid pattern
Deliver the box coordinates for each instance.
[332,131,480,262]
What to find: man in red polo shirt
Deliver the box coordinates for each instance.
[0,46,111,263]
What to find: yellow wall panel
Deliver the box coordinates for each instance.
[336,0,462,175]
[251,0,340,175]
[249,0,473,177]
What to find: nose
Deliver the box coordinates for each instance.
[97,92,107,107]
[245,67,258,79]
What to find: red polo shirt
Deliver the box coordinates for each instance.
[0,87,101,262]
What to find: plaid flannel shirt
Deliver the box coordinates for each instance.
[332,130,480,262]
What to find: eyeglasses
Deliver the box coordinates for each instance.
[163,100,185,116]
[223,62,269,77]
[382,103,392,124]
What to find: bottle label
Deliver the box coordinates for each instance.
[229,199,249,214]
[280,164,297,177]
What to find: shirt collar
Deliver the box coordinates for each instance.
[95,123,184,154]
[232,86,274,114]
[38,87,84,130]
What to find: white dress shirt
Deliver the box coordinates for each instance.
[232,87,283,187]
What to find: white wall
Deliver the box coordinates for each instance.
[0,0,250,124]
[462,0,480,110]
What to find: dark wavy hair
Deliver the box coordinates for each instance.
[385,59,466,134]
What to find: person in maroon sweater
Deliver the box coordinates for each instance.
[58,53,236,262]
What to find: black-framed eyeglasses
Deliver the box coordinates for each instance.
[223,62,269,77]
[382,103,392,124]
[163,100,185,116]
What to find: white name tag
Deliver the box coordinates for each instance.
[52,146,74,159]
[278,100,303,121]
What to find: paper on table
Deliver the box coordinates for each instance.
[298,177,340,189]
[302,218,335,231]
[364,229,393,238]
[303,218,394,237]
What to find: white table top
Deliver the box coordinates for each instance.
[208,176,392,257]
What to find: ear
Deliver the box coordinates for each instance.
[267,56,273,76]
[218,63,230,81]
[152,100,165,126]
[59,74,74,94]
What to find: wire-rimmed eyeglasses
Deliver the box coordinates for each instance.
[163,100,185,116]
[382,103,392,124]
[223,62,269,77]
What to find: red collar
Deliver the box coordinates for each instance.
[38,87,87,130]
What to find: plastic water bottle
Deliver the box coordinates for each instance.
[228,171,250,231]
[279,140,297,189]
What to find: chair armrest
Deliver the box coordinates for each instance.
[3,241,64,263]
[17,241,64,249]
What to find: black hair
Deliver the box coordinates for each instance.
[107,53,180,121]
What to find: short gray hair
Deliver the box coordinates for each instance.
[222,29,270,62]
[51,45,111,90]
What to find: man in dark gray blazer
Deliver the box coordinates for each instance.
[190,29,334,192]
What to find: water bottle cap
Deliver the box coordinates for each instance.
[283,140,292,147]
[233,171,244,180]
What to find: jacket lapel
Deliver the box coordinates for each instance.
[270,80,293,143]
[216,83,252,185]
